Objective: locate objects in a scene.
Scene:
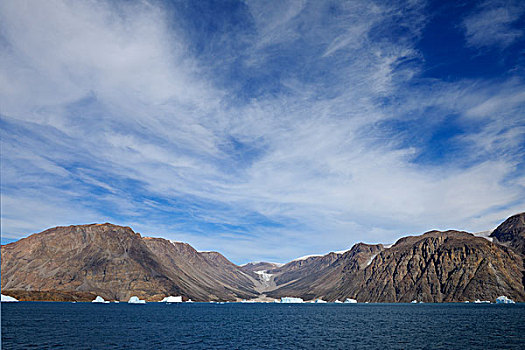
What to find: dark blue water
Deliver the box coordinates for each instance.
[2,302,524,349]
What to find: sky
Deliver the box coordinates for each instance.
[0,0,524,264]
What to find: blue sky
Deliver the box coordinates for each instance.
[1,0,524,264]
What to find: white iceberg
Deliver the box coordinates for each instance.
[474,299,490,304]
[314,299,327,303]
[280,297,304,303]
[344,298,357,304]
[128,296,146,304]
[334,300,343,303]
[160,296,182,303]
[1,294,19,302]
[92,296,110,304]
[186,299,193,303]
[496,296,515,304]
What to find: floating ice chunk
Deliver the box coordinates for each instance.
[128,296,146,304]
[280,297,304,303]
[92,296,110,304]
[186,299,193,303]
[160,296,182,303]
[344,298,357,303]
[1,294,19,302]
[496,296,515,304]
[314,299,327,303]
[411,300,418,303]
[474,299,490,304]
[334,300,343,303]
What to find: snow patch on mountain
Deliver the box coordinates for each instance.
[255,270,273,282]
[365,253,379,267]
[473,230,494,242]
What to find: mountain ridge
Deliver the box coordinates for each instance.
[2,213,524,302]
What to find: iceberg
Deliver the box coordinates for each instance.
[128,296,146,304]
[334,300,343,303]
[1,294,19,302]
[344,298,357,304]
[314,299,327,303]
[186,299,193,303]
[160,296,182,303]
[92,296,110,304]
[496,296,515,304]
[280,297,304,303]
[474,299,490,304]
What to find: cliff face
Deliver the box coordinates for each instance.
[1,224,257,301]
[349,231,524,302]
[267,231,524,302]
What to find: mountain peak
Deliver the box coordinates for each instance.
[490,212,525,254]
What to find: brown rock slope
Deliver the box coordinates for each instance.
[1,223,257,301]
[350,231,524,302]
[143,238,257,301]
[266,243,383,300]
[490,212,525,287]
[268,230,525,302]
[490,212,525,254]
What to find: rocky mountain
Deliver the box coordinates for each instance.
[2,213,524,302]
[1,223,258,301]
[143,237,257,301]
[490,212,525,254]
[265,243,384,300]
[263,229,524,302]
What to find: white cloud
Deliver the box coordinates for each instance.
[463,0,524,49]
[1,0,524,263]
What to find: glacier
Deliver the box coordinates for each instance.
[1,294,19,302]
[254,270,273,282]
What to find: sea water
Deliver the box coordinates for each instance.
[2,302,524,349]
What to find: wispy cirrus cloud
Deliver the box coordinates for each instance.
[463,0,525,50]
[1,0,524,263]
